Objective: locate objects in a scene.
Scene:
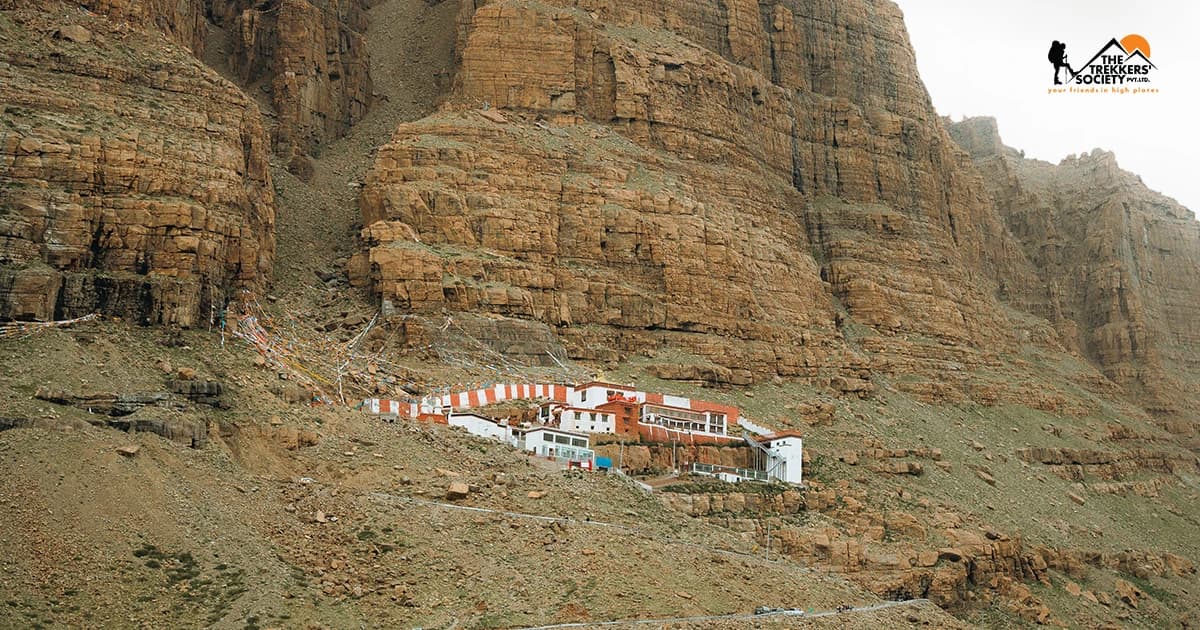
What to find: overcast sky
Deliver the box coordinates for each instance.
[894,0,1200,213]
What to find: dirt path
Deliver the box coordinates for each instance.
[515,599,939,629]
[271,0,461,295]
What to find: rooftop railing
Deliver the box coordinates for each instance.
[690,462,768,482]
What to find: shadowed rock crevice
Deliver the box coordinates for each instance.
[204,0,375,158]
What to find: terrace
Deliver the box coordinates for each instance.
[640,403,728,436]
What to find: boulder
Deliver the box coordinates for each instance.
[54,25,92,43]
[287,153,316,182]
[938,548,964,562]
[446,482,470,501]
[1114,579,1142,608]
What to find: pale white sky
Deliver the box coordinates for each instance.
[894,0,1200,212]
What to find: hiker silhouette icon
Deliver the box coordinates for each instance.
[1048,41,1076,84]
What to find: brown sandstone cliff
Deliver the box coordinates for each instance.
[1,0,381,327]
[1,0,373,159]
[0,0,209,53]
[352,0,1200,425]
[352,0,1044,390]
[209,0,374,157]
[0,6,275,326]
[950,117,1200,421]
[0,1,1198,626]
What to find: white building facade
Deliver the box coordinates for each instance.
[447,413,511,442]
[760,434,804,484]
[558,407,616,434]
[568,383,645,409]
[519,427,593,464]
[640,403,729,437]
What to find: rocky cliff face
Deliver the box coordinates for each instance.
[2,1,1200,627]
[210,0,374,157]
[950,117,1200,421]
[1,0,209,53]
[352,0,1045,390]
[2,0,373,160]
[0,6,274,326]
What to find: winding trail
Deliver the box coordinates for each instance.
[514,599,935,629]
[369,491,790,565]
[367,493,937,629]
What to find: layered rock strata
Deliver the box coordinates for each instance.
[0,0,207,52]
[950,117,1200,420]
[354,0,1050,385]
[0,7,275,326]
[661,479,1196,618]
[210,0,374,156]
[3,0,375,159]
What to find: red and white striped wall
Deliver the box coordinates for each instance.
[437,383,570,410]
[363,383,571,419]
[361,381,740,432]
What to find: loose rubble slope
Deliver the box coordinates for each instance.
[1,0,1198,628]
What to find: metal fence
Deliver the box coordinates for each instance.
[690,462,768,482]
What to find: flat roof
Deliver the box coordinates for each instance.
[524,426,590,439]
[761,430,804,442]
[575,381,640,392]
[448,412,499,422]
[597,398,639,409]
[642,401,725,416]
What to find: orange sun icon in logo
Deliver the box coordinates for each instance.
[1120,34,1150,58]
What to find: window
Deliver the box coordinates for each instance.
[555,434,571,445]
[572,438,587,447]
[580,390,587,402]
